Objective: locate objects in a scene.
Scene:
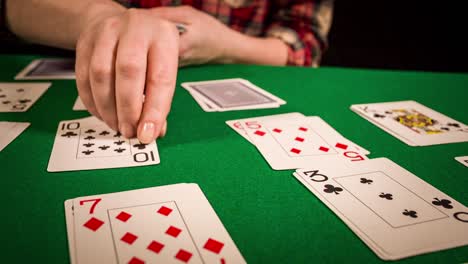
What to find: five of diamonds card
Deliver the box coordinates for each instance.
[65,183,246,264]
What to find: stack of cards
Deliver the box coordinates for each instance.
[48,116,160,172]
[0,82,51,112]
[293,158,468,260]
[226,113,370,170]
[0,122,30,151]
[15,58,75,80]
[351,100,468,146]
[182,78,286,112]
[65,183,246,264]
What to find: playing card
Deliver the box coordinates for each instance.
[226,112,306,143]
[350,107,418,146]
[454,156,468,167]
[15,58,75,80]
[69,183,245,264]
[182,78,285,112]
[0,122,30,152]
[73,97,86,111]
[64,200,77,264]
[351,101,468,146]
[294,158,468,260]
[244,117,369,170]
[0,82,50,112]
[47,116,160,172]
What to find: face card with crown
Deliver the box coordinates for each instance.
[70,184,246,264]
[351,100,468,146]
[47,116,160,172]
[244,117,368,170]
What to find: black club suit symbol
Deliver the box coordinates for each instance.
[82,150,94,155]
[379,193,393,200]
[61,131,77,138]
[114,132,122,137]
[323,184,343,195]
[432,198,453,209]
[16,88,24,92]
[114,148,126,153]
[99,130,110,136]
[85,129,96,133]
[360,178,373,184]
[83,143,94,148]
[99,145,110,150]
[403,209,418,218]
[0,94,6,98]
[374,114,386,118]
[2,100,11,104]
[114,140,125,145]
[133,143,147,150]
[18,99,31,104]
[84,136,95,140]
[447,123,460,128]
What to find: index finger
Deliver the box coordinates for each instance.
[137,28,179,144]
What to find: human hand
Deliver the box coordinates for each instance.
[152,6,236,66]
[75,8,179,144]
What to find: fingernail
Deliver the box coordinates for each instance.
[159,121,167,138]
[119,123,134,138]
[139,121,155,143]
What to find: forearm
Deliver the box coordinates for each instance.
[5,0,125,50]
[222,30,289,66]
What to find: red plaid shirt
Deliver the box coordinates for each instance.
[116,0,334,66]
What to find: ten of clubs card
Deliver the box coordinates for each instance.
[64,183,246,264]
[48,116,159,172]
[293,158,468,260]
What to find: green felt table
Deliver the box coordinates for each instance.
[0,55,467,263]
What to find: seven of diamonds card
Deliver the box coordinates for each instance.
[66,183,246,264]
[47,116,160,172]
[0,82,51,112]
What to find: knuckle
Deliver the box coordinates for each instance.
[101,17,120,31]
[148,68,175,89]
[90,62,111,84]
[116,57,143,79]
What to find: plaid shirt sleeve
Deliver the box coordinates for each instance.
[266,0,334,67]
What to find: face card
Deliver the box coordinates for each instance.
[15,58,75,80]
[351,101,468,146]
[350,107,418,146]
[454,156,468,167]
[47,116,160,172]
[73,97,86,111]
[70,183,245,264]
[0,122,30,152]
[294,158,468,260]
[181,78,285,112]
[0,82,51,112]
[244,117,368,170]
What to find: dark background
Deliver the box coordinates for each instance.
[322,1,468,73]
[1,1,467,73]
